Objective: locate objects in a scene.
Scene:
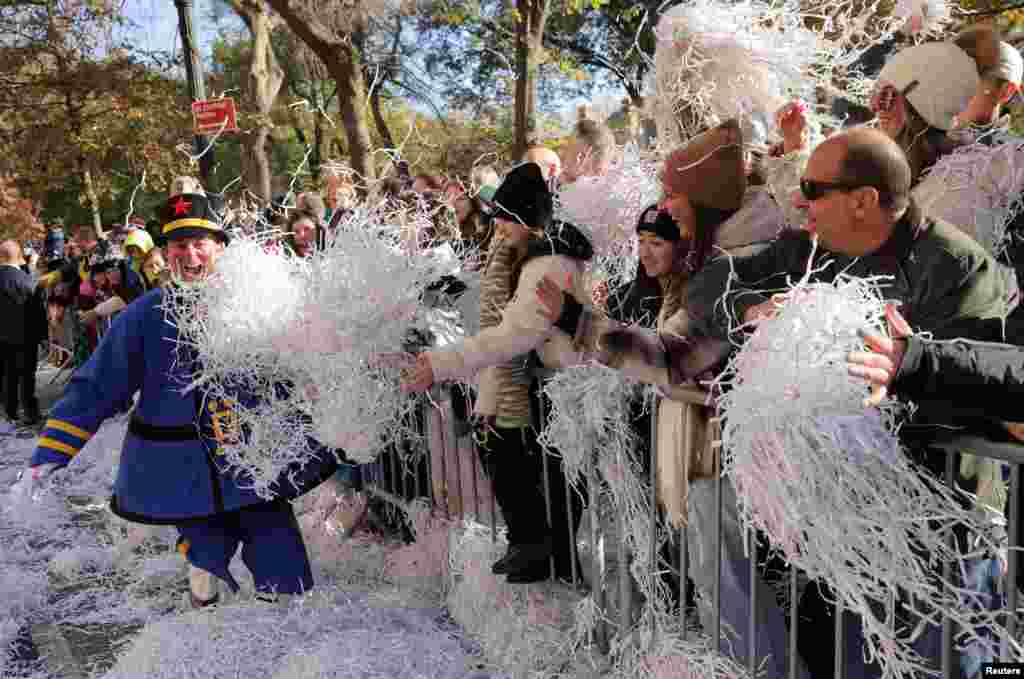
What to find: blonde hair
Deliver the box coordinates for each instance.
[574,118,616,167]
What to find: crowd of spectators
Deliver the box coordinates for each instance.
[12,22,1024,678]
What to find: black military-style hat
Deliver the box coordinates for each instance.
[159,193,228,244]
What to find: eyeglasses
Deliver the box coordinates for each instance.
[799,178,865,201]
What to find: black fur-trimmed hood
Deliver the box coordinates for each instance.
[522,219,594,264]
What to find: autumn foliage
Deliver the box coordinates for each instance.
[0,176,44,242]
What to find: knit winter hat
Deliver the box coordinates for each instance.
[877,42,979,130]
[662,119,746,211]
[490,162,554,228]
[636,204,683,242]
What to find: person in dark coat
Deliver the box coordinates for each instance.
[0,240,37,423]
[849,304,1024,414]
[21,266,47,426]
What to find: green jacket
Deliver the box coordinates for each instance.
[684,207,1013,348]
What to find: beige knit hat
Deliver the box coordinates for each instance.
[662,119,746,211]
[877,42,980,131]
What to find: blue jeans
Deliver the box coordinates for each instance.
[687,478,811,679]
[810,558,1003,679]
[961,557,1003,679]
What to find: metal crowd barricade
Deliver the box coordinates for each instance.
[362,384,498,533]
[364,377,1024,678]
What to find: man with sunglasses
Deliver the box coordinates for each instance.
[680,127,1011,337]
[677,127,1013,677]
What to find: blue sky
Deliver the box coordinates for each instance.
[117,0,223,66]
[113,0,603,122]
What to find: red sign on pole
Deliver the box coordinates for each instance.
[191,97,238,135]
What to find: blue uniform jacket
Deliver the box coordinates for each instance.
[32,288,338,525]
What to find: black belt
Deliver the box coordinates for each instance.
[129,416,203,442]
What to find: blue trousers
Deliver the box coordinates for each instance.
[961,557,1004,679]
[688,479,811,679]
[176,500,313,595]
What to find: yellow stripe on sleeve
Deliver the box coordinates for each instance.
[45,419,91,441]
[38,437,79,458]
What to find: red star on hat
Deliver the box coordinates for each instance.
[172,196,192,216]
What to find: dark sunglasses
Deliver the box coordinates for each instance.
[799,178,865,201]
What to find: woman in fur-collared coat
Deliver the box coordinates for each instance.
[403,161,594,583]
[537,120,807,679]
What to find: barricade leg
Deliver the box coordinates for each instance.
[1004,463,1020,660]
[688,477,805,679]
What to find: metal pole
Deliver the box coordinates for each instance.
[680,400,692,640]
[468,432,482,522]
[789,567,798,679]
[834,600,846,679]
[1005,463,1020,659]
[649,389,660,650]
[942,452,955,679]
[588,449,607,651]
[713,441,723,656]
[399,437,409,502]
[681,525,689,640]
[422,403,436,516]
[389,440,400,498]
[749,524,758,678]
[447,391,464,520]
[540,439,555,581]
[435,395,450,521]
[173,0,214,187]
[618,502,631,633]
[565,467,579,587]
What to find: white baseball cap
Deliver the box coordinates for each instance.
[878,42,980,131]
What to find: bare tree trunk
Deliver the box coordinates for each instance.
[331,47,375,189]
[264,0,376,192]
[369,83,396,150]
[513,0,529,159]
[311,88,323,183]
[230,0,284,204]
[512,0,549,159]
[82,168,104,237]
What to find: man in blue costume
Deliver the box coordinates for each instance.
[24,192,337,607]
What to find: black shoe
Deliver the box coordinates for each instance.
[491,546,518,575]
[506,562,551,584]
[495,540,552,575]
[19,413,42,428]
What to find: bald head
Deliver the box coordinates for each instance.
[0,240,21,265]
[831,127,912,215]
[522,146,562,181]
[796,127,916,256]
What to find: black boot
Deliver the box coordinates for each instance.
[491,544,519,574]
[501,538,552,579]
[506,560,551,584]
